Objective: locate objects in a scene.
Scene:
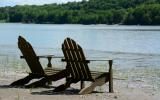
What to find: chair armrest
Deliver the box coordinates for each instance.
[86,57,113,62]
[20,55,64,59]
[88,59,113,61]
[61,59,90,63]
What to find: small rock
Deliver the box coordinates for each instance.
[114,95,118,99]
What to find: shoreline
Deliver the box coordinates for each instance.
[0,46,160,99]
[1,44,160,56]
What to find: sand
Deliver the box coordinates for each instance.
[0,67,160,100]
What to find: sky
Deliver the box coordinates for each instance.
[0,0,82,7]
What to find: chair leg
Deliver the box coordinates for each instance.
[10,74,35,86]
[109,60,113,93]
[25,69,69,88]
[25,77,48,88]
[109,73,113,93]
[53,79,75,92]
[79,73,109,95]
[80,81,85,90]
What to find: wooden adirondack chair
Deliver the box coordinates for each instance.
[22,37,113,94]
[10,36,54,86]
[53,38,113,94]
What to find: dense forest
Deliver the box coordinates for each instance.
[0,0,160,25]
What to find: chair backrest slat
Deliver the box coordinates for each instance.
[62,38,92,81]
[18,36,45,75]
[63,39,79,79]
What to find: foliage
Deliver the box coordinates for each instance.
[0,0,160,25]
[123,4,160,25]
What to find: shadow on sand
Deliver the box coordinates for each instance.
[0,85,104,95]
[0,85,11,88]
[31,88,104,95]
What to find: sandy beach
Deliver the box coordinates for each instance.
[0,46,160,100]
[0,67,160,100]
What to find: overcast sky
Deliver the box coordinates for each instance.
[0,0,82,7]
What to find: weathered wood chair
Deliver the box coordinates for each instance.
[10,36,54,86]
[53,38,113,94]
[15,36,113,94]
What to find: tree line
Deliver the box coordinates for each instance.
[0,0,160,25]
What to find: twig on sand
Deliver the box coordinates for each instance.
[113,77,127,80]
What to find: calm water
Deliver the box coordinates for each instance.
[0,23,160,71]
[0,23,160,54]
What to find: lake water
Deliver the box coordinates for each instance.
[0,23,160,54]
[0,23,160,71]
